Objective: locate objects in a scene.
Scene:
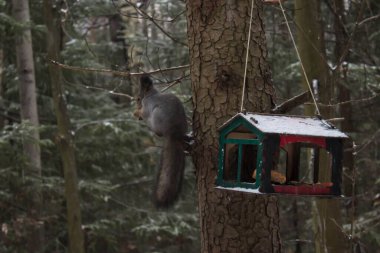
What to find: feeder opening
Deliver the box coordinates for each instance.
[280,143,333,186]
[223,131,258,184]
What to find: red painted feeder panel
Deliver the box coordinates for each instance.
[280,135,326,148]
[273,184,332,195]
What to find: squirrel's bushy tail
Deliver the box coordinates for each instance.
[153,135,185,208]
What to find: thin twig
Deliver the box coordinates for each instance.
[355,129,380,154]
[49,59,189,77]
[161,74,190,92]
[330,218,352,240]
[323,0,349,37]
[335,0,366,69]
[305,93,379,108]
[122,0,187,47]
[271,90,310,114]
[325,117,345,123]
[84,86,134,100]
[358,13,380,26]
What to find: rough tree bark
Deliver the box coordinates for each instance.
[43,1,85,252]
[294,1,348,252]
[12,0,43,251]
[186,1,281,252]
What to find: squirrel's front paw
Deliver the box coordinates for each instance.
[133,109,143,120]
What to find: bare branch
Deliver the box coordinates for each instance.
[268,74,378,116]
[355,129,380,154]
[358,14,380,26]
[84,86,134,100]
[270,87,376,115]
[271,91,310,114]
[305,93,379,108]
[121,0,187,47]
[161,73,190,92]
[325,117,345,123]
[323,0,348,37]
[335,1,366,69]
[49,59,189,77]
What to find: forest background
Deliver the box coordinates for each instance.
[0,0,379,252]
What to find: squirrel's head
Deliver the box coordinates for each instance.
[139,75,153,97]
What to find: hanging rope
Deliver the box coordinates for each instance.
[240,0,255,112]
[278,1,321,116]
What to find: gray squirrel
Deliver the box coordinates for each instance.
[134,75,188,207]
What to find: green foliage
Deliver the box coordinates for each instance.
[0,0,197,252]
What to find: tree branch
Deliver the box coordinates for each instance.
[269,19,378,116]
[83,85,134,100]
[271,91,311,114]
[305,93,379,108]
[49,60,189,77]
[120,0,187,47]
[358,14,380,26]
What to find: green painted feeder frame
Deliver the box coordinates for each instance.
[216,113,349,196]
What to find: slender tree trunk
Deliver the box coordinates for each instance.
[186,1,281,252]
[292,200,302,253]
[0,48,4,129]
[294,1,348,252]
[12,0,41,176]
[332,0,354,199]
[332,0,352,132]
[12,0,43,251]
[12,0,42,173]
[332,5,356,252]
[109,13,132,105]
[43,1,85,252]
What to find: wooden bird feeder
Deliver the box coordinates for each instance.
[216,113,348,196]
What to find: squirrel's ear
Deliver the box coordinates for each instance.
[140,75,153,92]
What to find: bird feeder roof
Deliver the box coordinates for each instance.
[219,113,349,138]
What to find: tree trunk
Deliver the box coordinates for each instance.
[12,0,43,251]
[294,1,348,252]
[12,0,41,177]
[332,0,355,199]
[109,13,132,105]
[331,0,351,132]
[333,0,352,132]
[0,48,4,129]
[43,1,85,252]
[186,1,281,252]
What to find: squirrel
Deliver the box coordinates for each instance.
[134,75,188,208]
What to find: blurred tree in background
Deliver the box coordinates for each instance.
[0,0,379,252]
[1,0,196,252]
[266,1,380,252]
